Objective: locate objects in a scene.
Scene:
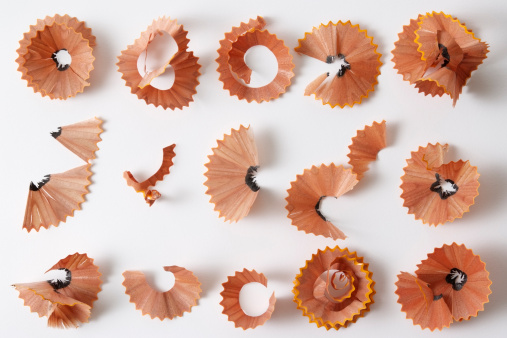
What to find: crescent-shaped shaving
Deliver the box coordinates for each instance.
[392,12,489,106]
[295,21,382,108]
[293,246,375,330]
[23,164,92,232]
[12,253,102,328]
[117,17,201,110]
[285,164,359,240]
[400,143,480,225]
[16,14,95,99]
[122,266,201,320]
[204,125,259,222]
[220,269,276,329]
[395,272,453,331]
[396,243,491,330]
[123,144,176,206]
[51,117,103,162]
[216,16,294,103]
[347,120,386,180]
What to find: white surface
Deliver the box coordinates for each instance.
[1,0,506,337]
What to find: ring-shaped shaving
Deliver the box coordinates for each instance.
[117,17,201,110]
[217,19,294,103]
[220,269,276,329]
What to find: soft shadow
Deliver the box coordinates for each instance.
[90,256,113,319]
[248,187,284,220]
[465,47,505,102]
[458,165,506,223]
[467,244,507,318]
[85,25,113,94]
[262,268,300,323]
[270,296,300,323]
[195,266,223,299]
[385,120,399,149]
[256,127,277,168]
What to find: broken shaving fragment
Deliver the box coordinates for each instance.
[295,21,382,108]
[23,164,92,232]
[16,14,95,99]
[122,266,201,320]
[204,125,259,222]
[51,117,103,162]
[117,17,201,110]
[123,144,176,206]
[12,253,102,328]
[216,16,294,102]
[395,243,491,330]
[347,120,386,180]
[220,269,276,329]
[400,143,480,225]
[293,246,375,330]
[392,12,489,106]
[285,164,358,240]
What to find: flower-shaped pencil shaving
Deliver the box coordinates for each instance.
[51,117,103,163]
[220,269,276,329]
[204,125,259,222]
[217,16,294,102]
[400,143,479,225]
[23,164,92,232]
[285,164,358,240]
[16,14,95,99]
[122,266,201,320]
[395,243,491,330]
[117,17,201,110]
[392,12,489,106]
[293,246,374,330]
[295,21,382,108]
[347,120,386,180]
[124,144,176,206]
[12,253,102,328]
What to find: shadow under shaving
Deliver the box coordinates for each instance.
[468,244,507,320]
[270,295,300,323]
[194,266,224,299]
[86,24,115,95]
[465,46,505,102]
[255,127,277,168]
[460,164,506,223]
[247,186,285,221]
[89,256,114,320]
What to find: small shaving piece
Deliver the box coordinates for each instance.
[396,243,491,330]
[117,17,201,110]
[293,246,375,330]
[23,164,92,232]
[122,266,201,320]
[400,143,480,225]
[204,125,259,222]
[123,144,176,206]
[392,12,489,106]
[347,120,386,180]
[51,117,103,163]
[220,269,276,329]
[295,21,382,108]
[216,16,294,102]
[285,164,358,240]
[12,253,102,328]
[16,14,95,99]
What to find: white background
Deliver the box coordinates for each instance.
[1,0,506,337]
